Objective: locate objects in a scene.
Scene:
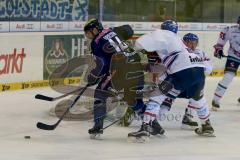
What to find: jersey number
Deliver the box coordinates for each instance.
[103,36,128,53]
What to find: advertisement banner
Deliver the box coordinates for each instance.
[69,21,85,31]
[10,21,41,32]
[0,35,43,83]
[43,34,90,80]
[0,0,88,21]
[40,21,69,32]
[0,22,9,32]
[178,22,203,31]
[0,77,81,92]
[202,23,233,31]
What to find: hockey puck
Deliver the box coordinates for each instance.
[24,136,31,139]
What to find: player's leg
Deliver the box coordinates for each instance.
[179,67,214,136]
[128,84,178,140]
[212,72,234,110]
[159,84,198,129]
[128,99,165,142]
[88,76,111,138]
[181,101,198,129]
[128,70,187,139]
[168,67,213,135]
[212,58,239,110]
[119,70,145,126]
[190,97,214,136]
[187,72,214,136]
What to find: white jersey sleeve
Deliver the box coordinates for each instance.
[216,26,230,47]
[215,25,240,59]
[134,30,168,55]
[194,49,213,75]
[135,29,205,74]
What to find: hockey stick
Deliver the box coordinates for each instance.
[101,118,122,131]
[36,84,90,130]
[35,87,84,101]
[101,84,171,132]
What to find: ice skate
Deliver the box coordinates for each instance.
[150,119,165,135]
[211,100,220,111]
[195,119,215,137]
[127,123,151,143]
[181,114,198,130]
[88,119,104,140]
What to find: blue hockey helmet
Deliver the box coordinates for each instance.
[183,33,199,42]
[161,20,178,33]
[84,18,103,32]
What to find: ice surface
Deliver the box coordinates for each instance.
[0,78,240,160]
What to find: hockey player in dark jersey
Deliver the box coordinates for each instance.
[84,19,146,139]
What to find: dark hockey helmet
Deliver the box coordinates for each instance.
[183,33,199,42]
[84,19,103,32]
[161,20,178,33]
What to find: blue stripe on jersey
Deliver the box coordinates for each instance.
[162,51,180,63]
[166,54,179,69]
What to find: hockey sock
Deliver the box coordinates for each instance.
[213,72,234,103]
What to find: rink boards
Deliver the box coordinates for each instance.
[0,28,240,92]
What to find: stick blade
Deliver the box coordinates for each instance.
[35,94,54,101]
[36,122,56,130]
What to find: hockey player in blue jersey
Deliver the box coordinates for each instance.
[84,19,145,138]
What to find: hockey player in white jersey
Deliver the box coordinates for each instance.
[181,33,213,129]
[160,33,213,130]
[158,32,214,130]
[128,20,215,142]
[212,16,240,111]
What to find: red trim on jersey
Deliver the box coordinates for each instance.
[188,105,200,109]
[214,93,222,98]
[144,112,156,118]
[199,114,210,120]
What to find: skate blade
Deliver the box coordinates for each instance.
[196,132,216,137]
[181,124,198,130]
[154,134,167,138]
[127,136,149,143]
[90,134,103,140]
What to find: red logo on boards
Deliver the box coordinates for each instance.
[0,48,26,75]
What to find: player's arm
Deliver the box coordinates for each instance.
[202,50,213,75]
[112,24,134,41]
[213,27,229,59]
[87,45,105,85]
